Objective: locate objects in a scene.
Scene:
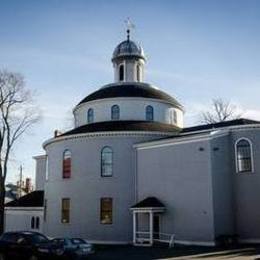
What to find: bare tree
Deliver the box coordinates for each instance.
[201,98,242,124]
[0,70,39,234]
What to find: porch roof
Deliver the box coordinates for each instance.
[131,197,165,209]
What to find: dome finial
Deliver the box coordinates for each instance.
[124,17,135,41]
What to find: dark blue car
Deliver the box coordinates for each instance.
[0,231,54,260]
[51,238,94,259]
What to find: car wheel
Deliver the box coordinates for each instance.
[29,255,39,260]
[0,253,5,260]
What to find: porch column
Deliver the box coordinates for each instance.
[149,210,154,245]
[133,211,136,244]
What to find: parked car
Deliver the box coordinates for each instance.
[0,231,54,260]
[51,238,94,259]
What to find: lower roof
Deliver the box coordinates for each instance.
[131,197,165,209]
[59,121,181,137]
[181,118,259,133]
[5,190,44,208]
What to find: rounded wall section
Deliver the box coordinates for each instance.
[74,98,183,128]
[43,133,167,242]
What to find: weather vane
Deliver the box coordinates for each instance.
[124,17,135,40]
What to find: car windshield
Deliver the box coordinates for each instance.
[70,238,86,245]
[30,234,49,244]
[1,233,17,242]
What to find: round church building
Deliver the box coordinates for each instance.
[42,33,184,243]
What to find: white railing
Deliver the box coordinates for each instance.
[135,231,175,247]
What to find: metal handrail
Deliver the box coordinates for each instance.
[135,231,175,247]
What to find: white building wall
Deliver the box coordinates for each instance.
[74,98,183,128]
[33,155,47,191]
[5,208,44,233]
[43,132,170,242]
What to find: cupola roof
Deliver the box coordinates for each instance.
[112,39,145,61]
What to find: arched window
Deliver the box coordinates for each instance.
[146,105,154,121]
[173,110,177,124]
[101,147,113,177]
[63,150,71,178]
[136,64,141,82]
[87,108,94,124]
[111,105,120,120]
[119,64,124,81]
[31,217,35,229]
[36,217,40,229]
[235,138,253,173]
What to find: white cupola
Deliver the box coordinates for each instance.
[112,29,146,83]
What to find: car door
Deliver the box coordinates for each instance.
[11,235,32,259]
[2,233,19,259]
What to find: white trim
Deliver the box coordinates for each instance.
[134,131,230,150]
[5,207,44,211]
[181,123,260,136]
[234,137,254,173]
[33,155,47,160]
[43,131,173,149]
[131,207,165,213]
[175,240,216,246]
[238,238,260,244]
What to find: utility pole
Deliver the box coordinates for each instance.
[19,165,23,198]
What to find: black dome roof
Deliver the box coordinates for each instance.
[77,83,183,108]
[59,121,180,137]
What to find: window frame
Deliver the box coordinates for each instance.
[87,108,94,124]
[100,198,113,225]
[146,105,154,121]
[61,198,70,224]
[101,146,113,177]
[62,150,72,179]
[111,105,120,120]
[235,137,254,173]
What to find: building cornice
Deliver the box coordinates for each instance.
[43,131,174,149]
[134,124,260,150]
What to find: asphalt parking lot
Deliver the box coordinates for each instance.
[88,244,260,260]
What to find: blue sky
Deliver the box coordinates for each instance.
[0,0,260,183]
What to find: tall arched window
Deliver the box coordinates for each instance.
[111,105,120,120]
[146,105,154,121]
[173,110,177,124]
[101,147,113,177]
[31,217,35,229]
[235,138,253,173]
[87,108,94,124]
[136,64,141,82]
[119,64,124,81]
[36,217,40,229]
[63,150,71,178]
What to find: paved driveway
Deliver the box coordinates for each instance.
[88,245,260,260]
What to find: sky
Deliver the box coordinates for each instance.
[0,0,260,184]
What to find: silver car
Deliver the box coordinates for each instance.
[52,238,94,259]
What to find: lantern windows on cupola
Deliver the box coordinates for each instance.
[112,24,145,83]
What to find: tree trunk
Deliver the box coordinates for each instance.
[0,180,5,234]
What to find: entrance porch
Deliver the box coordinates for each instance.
[130,197,175,247]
